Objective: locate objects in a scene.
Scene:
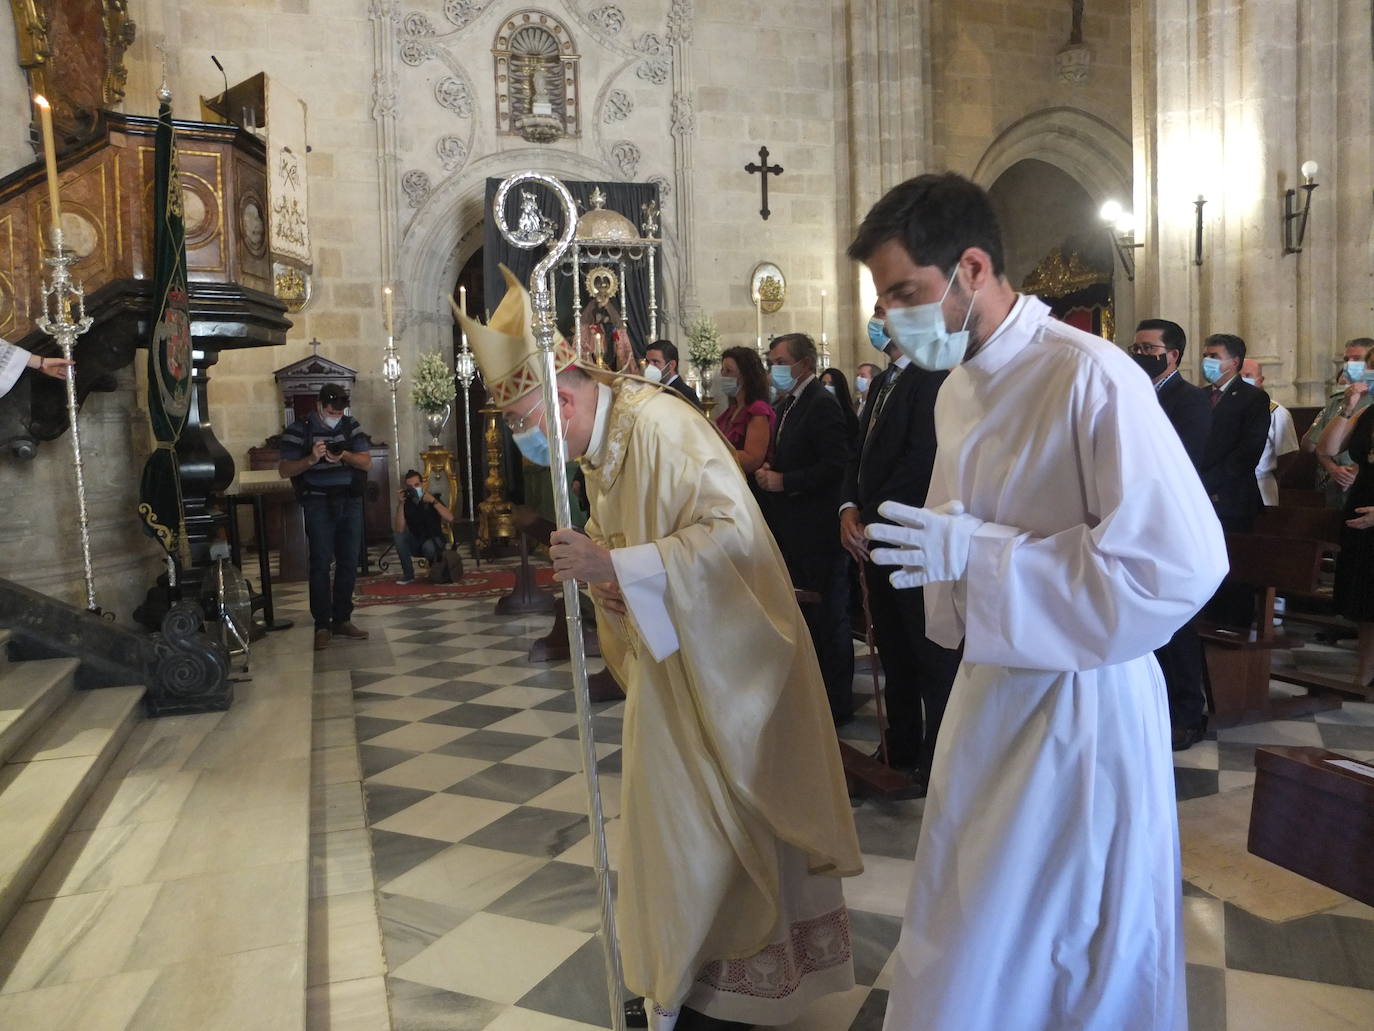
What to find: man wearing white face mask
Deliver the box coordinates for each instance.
[848,173,1226,1031]
[278,383,374,650]
[644,339,702,409]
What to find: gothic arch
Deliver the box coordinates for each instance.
[971,107,1132,209]
[973,108,1134,343]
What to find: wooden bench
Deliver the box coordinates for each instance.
[1199,532,1344,725]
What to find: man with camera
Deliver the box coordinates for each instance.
[278,383,373,650]
[393,469,454,584]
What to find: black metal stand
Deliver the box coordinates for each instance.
[224,493,292,632]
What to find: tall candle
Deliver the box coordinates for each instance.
[756,293,763,352]
[383,286,394,338]
[820,289,827,345]
[458,284,468,349]
[33,96,61,233]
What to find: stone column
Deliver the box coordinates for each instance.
[1133,0,1374,404]
[840,0,933,360]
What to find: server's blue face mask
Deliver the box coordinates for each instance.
[885,268,977,371]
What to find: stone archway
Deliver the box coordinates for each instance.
[972,108,1134,343]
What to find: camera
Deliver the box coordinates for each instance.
[326,440,346,456]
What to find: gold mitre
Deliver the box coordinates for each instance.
[453,265,581,408]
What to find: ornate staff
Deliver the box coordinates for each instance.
[36,226,97,612]
[382,286,403,491]
[452,287,478,522]
[493,171,625,1031]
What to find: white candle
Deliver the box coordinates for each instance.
[820,289,827,345]
[383,286,394,338]
[33,96,61,233]
[458,284,468,350]
[756,293,763,352]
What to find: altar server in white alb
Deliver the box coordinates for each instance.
[0,337,72,399]
[849,173,1227,1031]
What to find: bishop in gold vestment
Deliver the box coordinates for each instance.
[459,269,862,1031]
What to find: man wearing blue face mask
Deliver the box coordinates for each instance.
[757,332,855,722]
[279,383,374,650]
[849,172,1226,1031]
[1198,333,1271,534]
[1300,338,1374,507]
[854,361,880,416]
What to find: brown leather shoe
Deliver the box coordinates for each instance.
[332,621,369,640]
[313,629,331,651]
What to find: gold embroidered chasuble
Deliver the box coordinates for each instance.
[579,376,863,1010]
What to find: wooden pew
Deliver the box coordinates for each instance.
[1199,532,1344,726]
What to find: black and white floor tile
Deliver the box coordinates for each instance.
[275,568,1374,1031]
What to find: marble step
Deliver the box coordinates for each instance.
[0,685,143,936]
[0,658,77,767]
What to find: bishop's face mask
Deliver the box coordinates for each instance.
[885,269,977,372]
[867,318,890,352]
[512,425,552,466]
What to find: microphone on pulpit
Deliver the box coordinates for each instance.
[210,55,231,122]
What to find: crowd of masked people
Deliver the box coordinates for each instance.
[688,315,1374,784]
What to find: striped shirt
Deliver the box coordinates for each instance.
[280,411,370,491]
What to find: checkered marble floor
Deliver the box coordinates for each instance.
[271,569,1374,1031]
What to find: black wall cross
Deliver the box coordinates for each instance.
[744,146,784,221]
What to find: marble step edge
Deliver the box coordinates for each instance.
[0,658,79,767]
[0,685,144,937]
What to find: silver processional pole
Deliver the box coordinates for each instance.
[493,172,625,1031]
[381,290,403,496]
[450,297,478,523]
[35,225,98,612]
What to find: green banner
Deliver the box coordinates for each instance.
[137,93,192,563]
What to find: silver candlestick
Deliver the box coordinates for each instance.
[34,225,97,612]
[382,331,402,493]
[454,343,477,522]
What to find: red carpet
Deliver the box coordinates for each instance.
[354,564,556,606]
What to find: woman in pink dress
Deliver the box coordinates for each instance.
[715,345,775,475]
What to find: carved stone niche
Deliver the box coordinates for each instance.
[493,11,581,143]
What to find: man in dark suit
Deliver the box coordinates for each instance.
[756,332,854,721]
[1200,331,1272,635]
[1200,333,1271,531]
[840,307,961,784]
[1133,318,1214,750]
[644,340,701,409]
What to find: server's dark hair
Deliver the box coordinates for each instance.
[848,173,1005,277]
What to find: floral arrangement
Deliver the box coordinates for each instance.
[411,351,456,413]
[686,313,722,371]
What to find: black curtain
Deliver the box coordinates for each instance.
[483,178,661,358]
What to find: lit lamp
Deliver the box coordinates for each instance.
[1282,160,1320,255]
[1099,199,1142,282]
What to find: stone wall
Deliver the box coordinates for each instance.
[930,0,1133,177]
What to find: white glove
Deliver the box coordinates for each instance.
[865,499,982,589]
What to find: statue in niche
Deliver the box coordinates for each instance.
[579,265,625,368]
[493,13,580,142]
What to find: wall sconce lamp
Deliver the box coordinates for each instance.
[1193,196,1206,266]
[1100,200,1142,282]
[1282,160,1319,255]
